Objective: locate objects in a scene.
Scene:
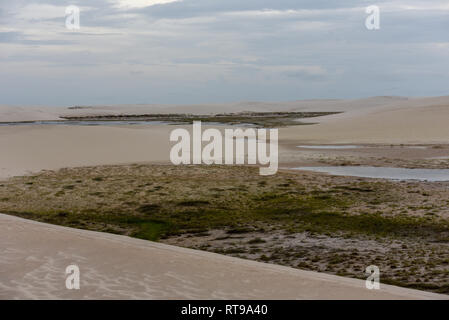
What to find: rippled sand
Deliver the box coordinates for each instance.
[1,214,446,300]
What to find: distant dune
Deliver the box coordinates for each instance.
[281,96,449,144]
[2,96,449,145]
[1,96,449,179]
[1,96,414,121]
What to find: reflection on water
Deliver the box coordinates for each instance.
[293,166,449,182]
[297,145,360,149]
[0,120,169,126]
[0,120,254,127]
[297,145,429,150]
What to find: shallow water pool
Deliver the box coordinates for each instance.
[296,145,361,149]
[292,166,449,182]
[0,120,169,126]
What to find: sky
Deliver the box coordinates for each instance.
[0,0,448,106]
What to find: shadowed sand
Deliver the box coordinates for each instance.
[1,214,446,300]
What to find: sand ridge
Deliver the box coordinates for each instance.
[1,214,446,300]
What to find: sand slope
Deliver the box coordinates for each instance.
[0,124,173,179]
[0,105,62,122]
[1,214,446,300]
[281,96,449,144]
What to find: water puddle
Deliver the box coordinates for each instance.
[426,156,449,160]
[0,120,170,127]
[292,166,449,182]
[0,120,255,127]
[297,145,361,149]
[296,145,428,150]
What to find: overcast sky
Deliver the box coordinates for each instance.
[1,0,448,106]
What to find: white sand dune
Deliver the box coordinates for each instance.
[2,96,449,179]
[2,96,449,145]
[0,96,409,121]
[0,105,62,122]
[0,124,174,179]
[281,96,449,144]
[1,214,446,300]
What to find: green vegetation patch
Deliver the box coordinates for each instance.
[1,164,447,241]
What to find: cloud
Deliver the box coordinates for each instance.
[380,0,449,12]
[0,31,73,45]
[13,4,93,21]
[0,31,21,43]
[223,7,361,18]
[110,0,182,9]
[0,0,448,105]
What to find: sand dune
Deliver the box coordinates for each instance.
[2,96,449,179]
[0,105,62,122]
[0,124,173,179]
[2,96,449,146]
[0,96,409,121]
[282,104,449,144]
[1,214,445,300]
